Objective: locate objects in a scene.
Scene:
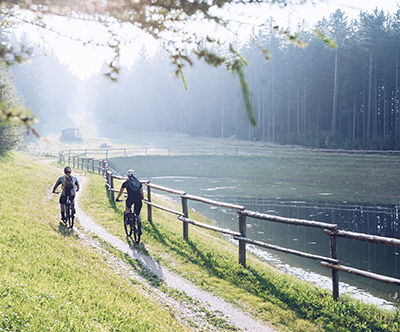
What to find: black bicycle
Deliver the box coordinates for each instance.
[116,199,141,243]
[55,192,75,229]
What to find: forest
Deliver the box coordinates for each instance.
[8,7,400,150]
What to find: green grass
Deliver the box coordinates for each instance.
[108,154,400,205]
[79,165,400,332]
[0,153,188,331]
[3,147,399,331]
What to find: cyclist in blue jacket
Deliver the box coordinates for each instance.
[116,169,144,230]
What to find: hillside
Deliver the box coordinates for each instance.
[0,153,189,331]
[1,152,399,332]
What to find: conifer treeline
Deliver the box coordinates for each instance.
[91,8,400,149]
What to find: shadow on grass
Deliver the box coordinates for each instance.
[55,221,75,237]
[105,193,326,322]
[126,235,150,256]
[122,251,163,287]
[142,217,334,323]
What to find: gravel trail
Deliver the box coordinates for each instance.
[72,175,276,332]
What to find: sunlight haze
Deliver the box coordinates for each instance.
[14,0,400,79]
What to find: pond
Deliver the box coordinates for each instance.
[147,176,400,309]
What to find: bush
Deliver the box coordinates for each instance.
[0,122,22,154]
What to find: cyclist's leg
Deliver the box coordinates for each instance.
[125,198,134,220]
[133,201,143,235]
[133,200,142,218]
[59,195,67,220]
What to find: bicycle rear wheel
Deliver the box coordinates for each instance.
[68,211,74,229]
[133,215,141,244]
[124,214,133,237]
[65,204,71,227]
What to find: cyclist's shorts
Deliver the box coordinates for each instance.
[126,198,142,216]
[60,194,75,204]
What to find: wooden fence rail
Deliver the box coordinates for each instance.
[59,147,400,160]
[59,151,400,301]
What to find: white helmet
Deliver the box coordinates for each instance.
[127,169,135,177]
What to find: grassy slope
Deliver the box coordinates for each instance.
[79,166,399,332]
[108,154,400,205]
[0,153,187,331]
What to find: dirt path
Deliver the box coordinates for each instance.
[72,175,276,331]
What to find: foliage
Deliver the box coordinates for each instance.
[0,153,187,331]
[1,0,333,127]
[0,120,21,154]
[0,62,36,152]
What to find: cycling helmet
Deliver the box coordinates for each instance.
[64,166,72,174]
[127,169,135,177]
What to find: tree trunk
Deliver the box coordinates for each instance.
[396,52,399,141]
[367,52,373,140]
[297,85,300,135]
[331,49,339,134]
[353,96,356,142]
[272,67,275,143]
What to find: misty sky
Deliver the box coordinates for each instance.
[15,0,400,79]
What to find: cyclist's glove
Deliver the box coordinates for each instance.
[116,198,121,202]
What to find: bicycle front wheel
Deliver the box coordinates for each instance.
[124,215,133,237]
[69,214,74,228]
[66,203,74,228]
[65,204,70,227]
[133,217,141,244]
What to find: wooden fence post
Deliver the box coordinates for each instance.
[330,233,339,300]
[181,196,189,240]
[239,213,247,268]
[147,184,152,222]
[110,175,115,201]
[106,172,110,195]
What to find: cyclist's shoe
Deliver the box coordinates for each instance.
[61,216,67,223]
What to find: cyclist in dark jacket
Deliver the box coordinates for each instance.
[116,169,144,224]
[52,166,79,221]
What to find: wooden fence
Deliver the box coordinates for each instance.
[58,146,400,160]
[58,151,400,301]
